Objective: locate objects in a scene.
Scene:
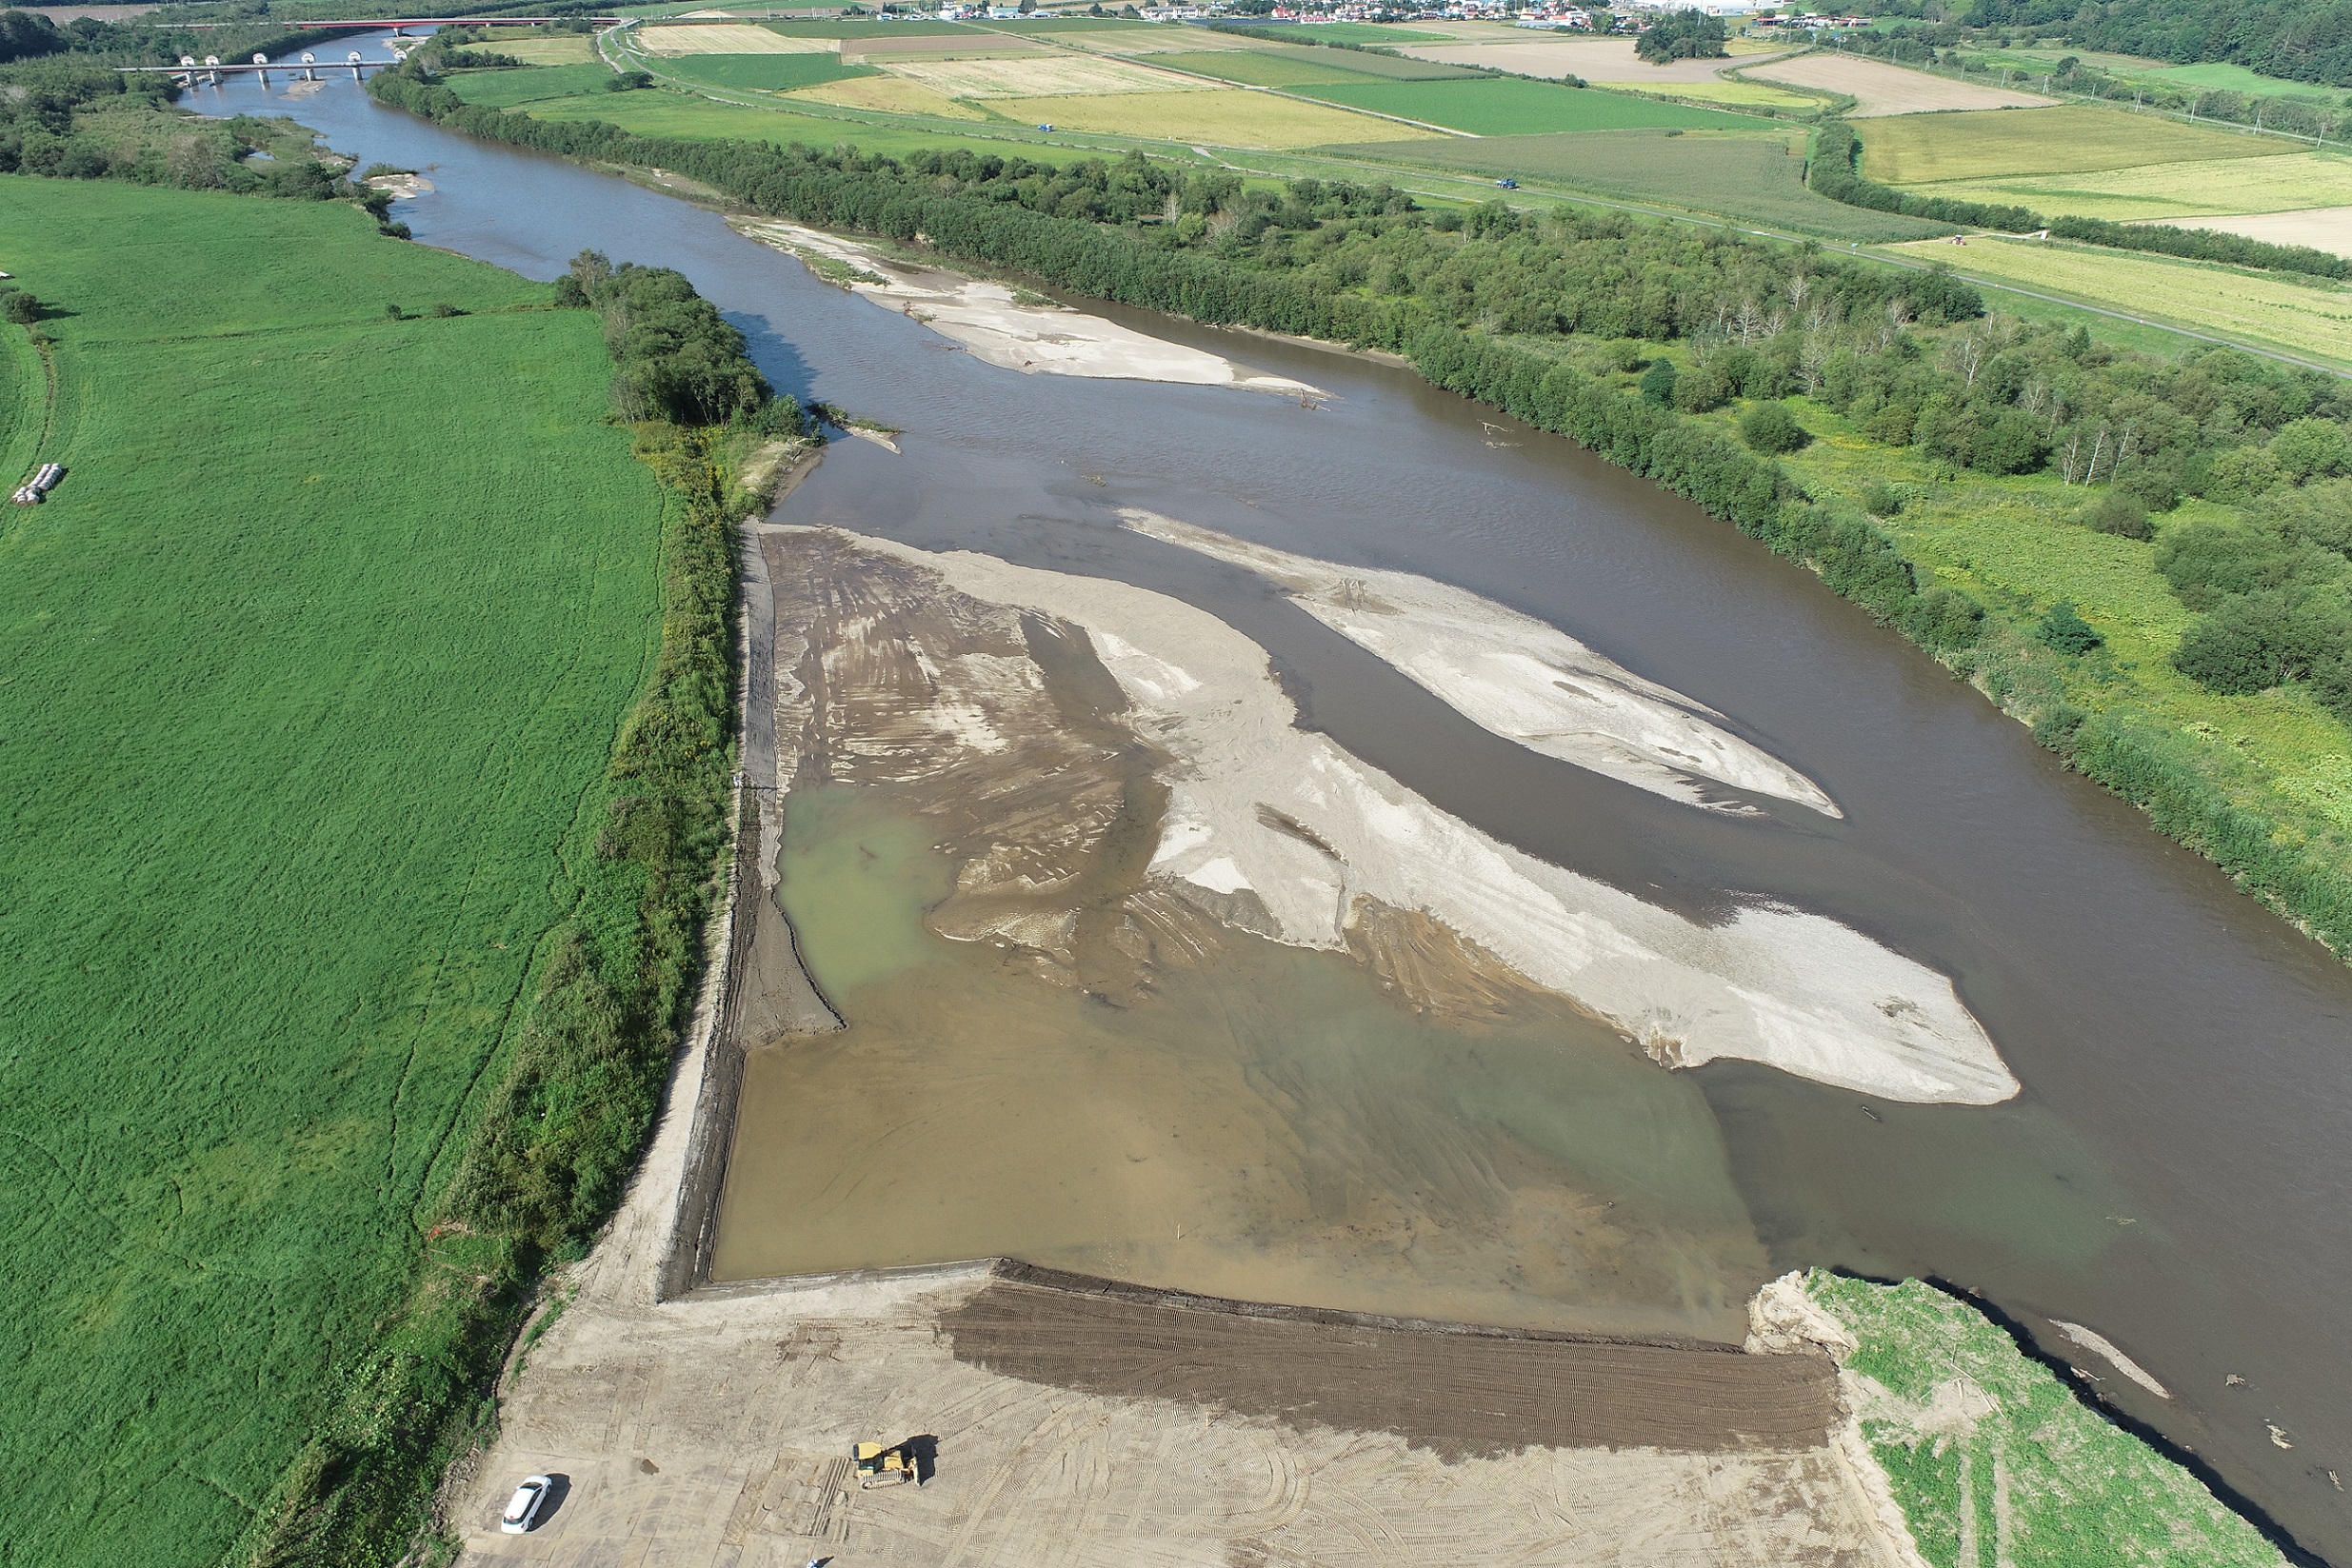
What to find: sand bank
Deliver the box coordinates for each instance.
[802,527,2016,1105]
[733,218,1325,396]
[1122,509,1842,818]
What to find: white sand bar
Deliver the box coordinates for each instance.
[1123,509,1842,818]
[811,528,2016,1105]
[735,219,1325,396]
[2053,1320,2173,1399]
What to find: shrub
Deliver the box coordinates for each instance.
[2173,588,2352,693]
[2083,488,2152,540]
[1,291,39,324]
[2270,416,2351,483]
[1740,401,1810,454]
[2038,600,2103,654]
[1902,585,1985,650]
[2203,445,2282,503]
[1639,358,1678,407]
[1862,480,1903,517]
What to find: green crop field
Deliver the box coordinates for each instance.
[1151,47,1387,88]
[1807,1274,2285,1568]
[0,177,663,1568]
[1887,234,2352,368]
[1293,76,1768,134]
[447,61,621,107]
[665,52,877,92]
[1859,104,2293,185]
[1904,149,2352,223]
[1328,129,1948,240]
[1260,22,1449,43]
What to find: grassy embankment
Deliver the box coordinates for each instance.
[1806,1273,2284,1568]
[0,176,737,1568]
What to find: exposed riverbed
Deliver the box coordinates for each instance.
[196,56,2352,1562]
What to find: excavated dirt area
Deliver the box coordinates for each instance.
[452,1261,1905,1567]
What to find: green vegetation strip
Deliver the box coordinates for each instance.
[663,53,880,94]
[0,177,665,1568]
[1807,1273,2285,1568]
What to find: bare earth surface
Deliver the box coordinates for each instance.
[1746,53,2055,115]
[2148,204,2352,260]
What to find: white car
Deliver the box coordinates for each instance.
[500,1476,554,1535]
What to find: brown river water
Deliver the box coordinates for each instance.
[198,58,2352,1560]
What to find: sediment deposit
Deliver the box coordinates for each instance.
[1122,507,1843,817]
[734,219,1326,396]
[769,526,2015,1105]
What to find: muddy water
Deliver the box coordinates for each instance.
[199,60,2352,1560]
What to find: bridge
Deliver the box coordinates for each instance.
[171,15,627,28]
[117,47,406,81]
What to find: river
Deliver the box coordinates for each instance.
[196,53,2351,1561]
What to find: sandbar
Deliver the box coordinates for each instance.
[734,218,1326,396]
[1122,508,1842,817]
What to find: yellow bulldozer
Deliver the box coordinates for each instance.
[853,1439,922,1489]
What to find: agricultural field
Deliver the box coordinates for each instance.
[1252,21,1447,44]
[1402,35,1793,85]
[665,52,874,93]
[1894,233,2352,367]
[1607,78,1824,110]
[1805,1275,2285,1568]
[883,54,1207,99]
[1333,127,1947,240]
[635,21,830,54]
[2150,205,2352,260]
[447,61,620,108]
[1856,103,2292,184]
[1293,75,1767,135]
[525,85,1103,158]
[489,30,598,65]
[994,87,1421,147]
[1150,48,1382,88]
[1903,149,2352,222]
[1744,50,2054,114]
[0,177,664,1568]
[790,74,991,120]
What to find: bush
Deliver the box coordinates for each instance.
[2083,488,2151,540]
[2269,416,2351,483]
[2038,600,2103,654]
[1740,401,1810,454]
[1639,358,1678,407]
[2173,588,2352,693]
[1,290,39,325]
[1862,480,1904,517]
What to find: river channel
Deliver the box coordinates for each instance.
[199,53,2352,1561]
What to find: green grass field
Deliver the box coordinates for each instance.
[665,52,877,92]
[1227,43,1481,80]
[0,176,663,1568]
[1858,103,2293,184]
[2135,60,2342,100]
[447,61,620,108]
[1328,129,1948,239]
[1237,21,1448,44]
[1293,75,1769,134]
[1152,46,1388,88]
[1807,1275,2285,1568]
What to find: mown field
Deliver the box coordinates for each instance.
[523,83,1117,159]
[0,177,664,1568]
[1888,234,2352,368]
[1857,103,2292,184]
[1330,129,1947,240]
[1293,74,1767,134]
[999,86,1421,147]
[1153,46,1415,88]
